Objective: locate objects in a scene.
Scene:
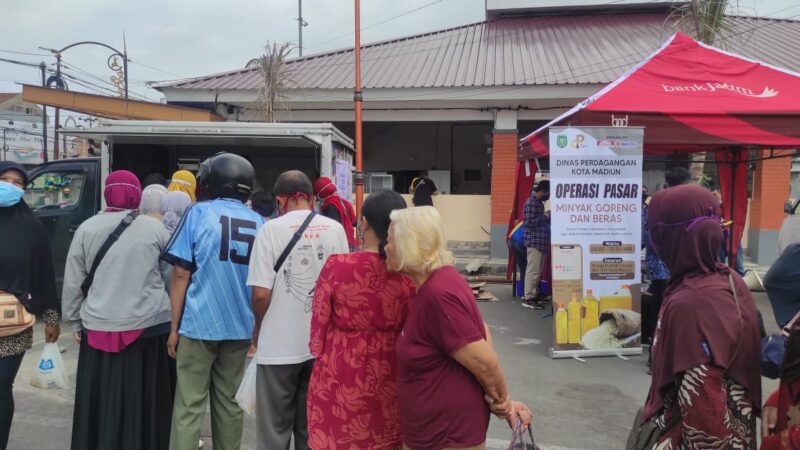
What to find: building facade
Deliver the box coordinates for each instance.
[156,4,800,262]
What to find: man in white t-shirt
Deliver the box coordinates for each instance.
[247,170,348,450]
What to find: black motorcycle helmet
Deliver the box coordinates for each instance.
[195,152,255,202]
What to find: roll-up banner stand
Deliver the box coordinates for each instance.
[548,127,644,359]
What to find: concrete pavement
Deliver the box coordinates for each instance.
[8,284,779,450]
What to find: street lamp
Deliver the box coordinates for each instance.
[40,41,128,160]
[40,41,128,98]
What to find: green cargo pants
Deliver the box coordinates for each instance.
[169,336,250,450]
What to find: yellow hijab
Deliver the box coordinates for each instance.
[167,170,197,202]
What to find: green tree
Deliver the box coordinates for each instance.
[672,0,737,45]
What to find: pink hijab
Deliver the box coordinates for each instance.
[89,170,145,352]
[104,170,141,211]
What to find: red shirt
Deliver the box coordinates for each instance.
[307,252,415,450]
[396,266,490,450]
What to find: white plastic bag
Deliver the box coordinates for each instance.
[235,361,257,416]
[31,342,68,389]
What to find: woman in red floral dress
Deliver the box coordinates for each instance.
[308,190,414,450]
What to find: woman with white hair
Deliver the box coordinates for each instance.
[386,206,532,450]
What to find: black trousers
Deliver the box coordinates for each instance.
[0,352,25,450]
[642,279,667,345]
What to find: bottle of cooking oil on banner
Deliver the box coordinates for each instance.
[567,292,582,344]
[581,289,599,336]
[555,304,568,345]
[599,284,634,312]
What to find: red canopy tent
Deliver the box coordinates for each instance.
[514,32,800,269]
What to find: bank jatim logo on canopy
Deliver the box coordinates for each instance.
[661,82,778,98]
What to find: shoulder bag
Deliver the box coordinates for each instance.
[0,291,36,337]
[80,211,139,298]
[273,211,316,273]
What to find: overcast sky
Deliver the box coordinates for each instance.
[1,0,797,109]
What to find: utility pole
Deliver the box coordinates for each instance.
[297,0,308,57]
[40,62,48,163]
[53,51,62,160]
[353,0,364,216]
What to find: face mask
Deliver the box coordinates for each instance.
[0,181,23,207]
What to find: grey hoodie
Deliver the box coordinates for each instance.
[62,211,172,333]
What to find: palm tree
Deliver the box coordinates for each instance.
[254,42,295,122]
[672,0,737,46]
[671,0,738,182]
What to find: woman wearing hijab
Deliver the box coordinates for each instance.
[167,170,197,202]
[0,162,60,450]
[639,184,761,449]
[140,184,168,219]
[62,170,175,450]
[307,190,414,450]
[312,176,358,250]
[160,191,192,233]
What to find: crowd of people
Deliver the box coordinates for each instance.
[0,155,532,450]
[8,152,800,449]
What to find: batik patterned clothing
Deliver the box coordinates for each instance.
[307,252,414,450]
[654,364,757,450]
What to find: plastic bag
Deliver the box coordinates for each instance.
[508,419,541,450]
[31,342,68,389]
[235,361,257,416]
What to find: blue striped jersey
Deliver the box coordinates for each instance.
[163,198,264,341]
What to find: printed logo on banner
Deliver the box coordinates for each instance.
[661,83,778,98]
[570,134,586,149]
[556,135,568,148]
[597,139,638,149]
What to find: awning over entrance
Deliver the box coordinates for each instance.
[21,84,224,122]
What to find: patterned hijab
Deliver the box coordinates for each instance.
[104,170,141,211]
[160,191,192,232]
[168,170,197,202]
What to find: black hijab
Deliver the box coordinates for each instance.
[0,162,58,315]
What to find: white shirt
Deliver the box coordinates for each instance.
[247,210,349,365]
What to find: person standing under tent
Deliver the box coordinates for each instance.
[522,180,550,309]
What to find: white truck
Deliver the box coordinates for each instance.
[26,120,355,294]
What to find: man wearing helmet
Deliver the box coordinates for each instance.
[162,153,265,450]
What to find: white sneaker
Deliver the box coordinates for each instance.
[198,440,204,449]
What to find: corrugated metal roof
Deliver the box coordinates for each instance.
[0,93,19,104]
[160,14,800,91]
